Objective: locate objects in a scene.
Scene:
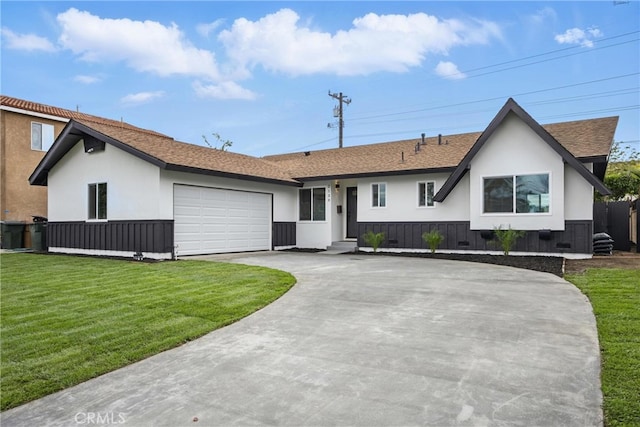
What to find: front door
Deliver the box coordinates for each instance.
[346,187,358,238]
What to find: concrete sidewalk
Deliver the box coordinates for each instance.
[1,253,602,426]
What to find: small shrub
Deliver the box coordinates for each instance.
[493,226,526,255]
[363,231,385,252]
[422,229,444,254]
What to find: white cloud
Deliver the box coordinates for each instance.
[555,27,602,48]
[57,8,220,79]
[74,75,101,84]
[197,19,224,37]
[193,81,257,100]
[529,7,557,25]
[121,91,165,105]
[1,27,57,52]
[218,9,502,76]
[434,61,466,80]
[588,27,603,38]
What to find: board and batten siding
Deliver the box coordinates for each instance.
[357,220,592,254]
[48,220,174,255]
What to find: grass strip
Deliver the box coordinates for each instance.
[566,268,640,427]
[0,253,295,411]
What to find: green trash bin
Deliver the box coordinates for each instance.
[1,221,26,249]
[29,222,48,251]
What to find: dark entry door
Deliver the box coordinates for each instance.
[346,187,358,238]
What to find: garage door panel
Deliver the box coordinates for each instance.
[202,189,226,199]
[202,224,227,233]
[174,185,272,255]
[228,208,249,218]
[174,205,200,215]
[202,207,227,217]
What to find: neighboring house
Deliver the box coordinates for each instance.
[0,95,168,247]
[1,96,67,224]
[29,98,617,259]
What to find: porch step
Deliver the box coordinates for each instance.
[324,240,358,254]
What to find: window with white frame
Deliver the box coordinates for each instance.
[31,122,55,152]
[483,173,549,214]
[418,181,435,207]
[371,183,386,207]
[88,183,108,220]
[299,187,326,221]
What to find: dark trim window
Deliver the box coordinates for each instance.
[372,183,386,207]
[483,174,549,214]
[88,183,108,220]
[31,122,55,151]
[418,181,435,207]
[299,187,326,221]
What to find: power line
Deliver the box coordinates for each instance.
[289,100,639,153]
[348,72,640,122]
[335,105,638,145]
[439,31,640,80]
[348,31,639,119]
[456,39,638,80]
[351,87,638,126]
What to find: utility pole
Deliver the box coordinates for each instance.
[328,91,351,148]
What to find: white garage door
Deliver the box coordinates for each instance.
[174,185,271,256]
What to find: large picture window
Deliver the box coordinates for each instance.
[483,174,549,214]
[299,187,326,221]
[418,181,435,207]
[88,183,108,220]
[372,183,386,207]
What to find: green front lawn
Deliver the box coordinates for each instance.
[566,268,640,426]
[0,253,295,411]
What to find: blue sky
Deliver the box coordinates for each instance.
[2,1,638,157]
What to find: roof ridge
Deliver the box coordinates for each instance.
[72,117,174,139]
[1,95,171,138]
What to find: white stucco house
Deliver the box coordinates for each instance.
[29,98,617,259]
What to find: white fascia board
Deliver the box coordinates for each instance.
[0,106,70,123]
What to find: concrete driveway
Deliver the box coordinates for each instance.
[1,253,602,426]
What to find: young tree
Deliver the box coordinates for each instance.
[202,132,233,151]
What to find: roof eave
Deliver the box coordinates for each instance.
[294,166,457,182]
[164,164,302,187]
[29,120,79,186]
[29,120,168,186]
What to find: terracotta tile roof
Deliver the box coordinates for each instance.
[1,95,170,138]
[73,119,298,185]
[264,116,618,179]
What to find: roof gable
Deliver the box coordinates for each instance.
[29,119,300,187]
[433,98,611,202]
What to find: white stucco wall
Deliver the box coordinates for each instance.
[47,141,161,221]
[158,170,298,222]
[565,163,594,220]
[469,113,566,231]
[48,142,300,224]
[356,173,470,223]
